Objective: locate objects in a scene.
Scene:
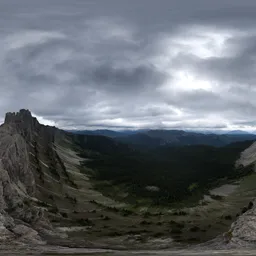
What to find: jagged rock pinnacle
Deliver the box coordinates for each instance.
[4,109,40,140]
[5,109,33,124]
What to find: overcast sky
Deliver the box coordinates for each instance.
[1,0,256,130]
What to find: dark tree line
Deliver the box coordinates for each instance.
[72,133,254,205]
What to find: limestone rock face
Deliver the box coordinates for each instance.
[236,141,256,170]
[0,109,62,243]
[223,142,256,247]
[4,109,40,141]
[221,200,256,248]
[12,224,45,245]
[0,108,123,247]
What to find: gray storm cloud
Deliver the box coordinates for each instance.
[1,0,256,130]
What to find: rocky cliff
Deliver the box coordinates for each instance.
[0,109,70,245]
[0,109,130,248]
[221,141,256,247]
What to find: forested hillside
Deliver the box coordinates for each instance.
[72,134,255,205]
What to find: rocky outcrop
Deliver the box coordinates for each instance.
[12,224,45,245]
[0,108,115,247]
[0,109,66,244]
[0,109,134,248]
[221,142,256,247]
[221,200,256,248]
[235,141,256,170]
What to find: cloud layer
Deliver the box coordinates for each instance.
[1,0,256,130]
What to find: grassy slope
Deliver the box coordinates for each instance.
[46,135,255,246]
[35,132,256,247]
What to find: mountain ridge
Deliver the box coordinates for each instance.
[67,128,256,149]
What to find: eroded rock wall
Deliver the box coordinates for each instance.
[0,109,65,244]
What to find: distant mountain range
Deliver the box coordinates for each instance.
[225,130,254,135]
[65,129,143,137]
[66,129,256,150]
